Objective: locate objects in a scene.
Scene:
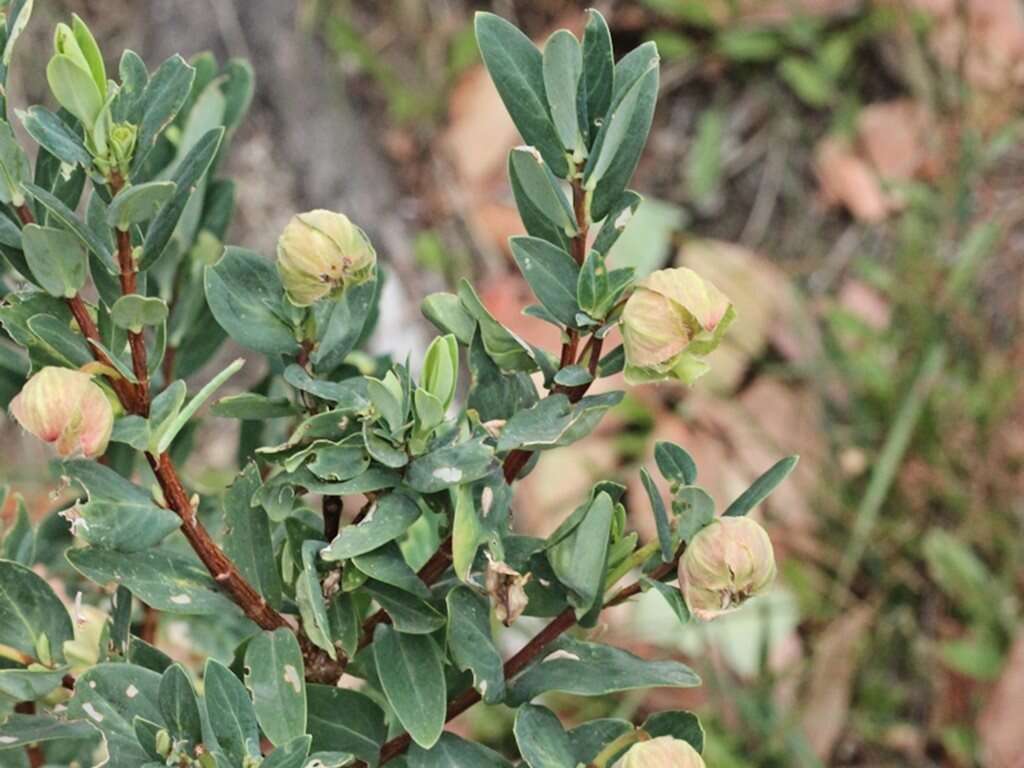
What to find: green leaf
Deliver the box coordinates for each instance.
[364,581,445,634]
[133,54,196,173]
[296,540,335,659]
[26,313,92,367]
[68,663,163,766]
[567,719,634,765]
[510,236,580,327]
[580,10,614,142]
[0,120,30,205]
[213,393,300,419]
[111,294,168,333]
[139,127,224,270]
[548,491,613,615]
[373,624,446,749]
[446,586,505,704]
[46,54,103,128]
[458,280,537,373]
[407,732,512,767]
[643,577,690,624]
[723,455,798,517]
[223,464,283,609]
[654,441,697,488]
[66,546,237,615]
[320,493,421,562]
[307,685,386,765]
[542,30,583,151]
[159,663,203,752]
[205,246,299,356]
[466,330,538,423]
[106,180,176,230]
[311,275,379,372]
[509,156,574,254]
[591,190,642,257]
[1,495,35,565]
[685,109,723,206]
[587,56,659,221]
[640,468,673,562]
[0,559,73,664]
[21,181,115,271]
[507,637,700,705]
[244,628,307,748]
[112,50,149,124]
[642,710,704,751]
[21,224,86,298]
[674,486,715,543]
[474,12,567,177]
[405,436,496,494]
[576,249,633,320]
[152,357,244,453]
[421,292,476,346]
[778,56,833,107]
[514,704,576,768]
[352,542,429,598]
[0,666,67,702]
[451,484,483,582]
[0,714,97,750]
[204,658,261,766]
[262,736,312,768]
[2,0,34,67]
[61,459,180,552]
[508,148,576,235]
[497,391,623,453]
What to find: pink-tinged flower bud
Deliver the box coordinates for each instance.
[613,736,706,768]
[9,367,113,458]
[276,210,376,306]
[679,516,776,621]
[620,267,735,385]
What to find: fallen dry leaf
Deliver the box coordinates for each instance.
[856,99,932,183]
[800,604,875,760]
[814,136,893,222]
[978,633,1024,768]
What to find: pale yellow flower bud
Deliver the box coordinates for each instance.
[276,210,376,306]
[620,267,734,385]
[613,736,706,768]
[678,516,776,621]
[10,367,113,458]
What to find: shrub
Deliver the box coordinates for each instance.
[0,6,796,766]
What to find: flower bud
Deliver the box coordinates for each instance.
[678,516,776,621]
[620,267,734,385]
[276,210,376,306]
[421,334,458,411]
[613,736,705,768]
[47,15,108,129]
[10,367,113,458]
[610,733,708,768]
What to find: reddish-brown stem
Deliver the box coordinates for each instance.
[14,702,45,767]
[375,553,685,765]
[15,204,33,226]
[147,452,288,631]
[570,178,589,266]
[116,227,150,413]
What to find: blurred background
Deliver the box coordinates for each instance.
[2,1,1023,766]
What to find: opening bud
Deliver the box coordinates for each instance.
[620,267,735,385]
[678,516,776,621]
[276,209,376,306]
[47,15,108,130]
[613,736,706,768]
[9,367,113,459]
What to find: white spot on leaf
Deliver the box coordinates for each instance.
[82,702,104,722]
[170,594,192,605]
[432,467,462,484]
[125,684,138,699]
[614,207,633,230]
[544,650,581,662]
[283,664,302,694]
[0,737,18,744]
